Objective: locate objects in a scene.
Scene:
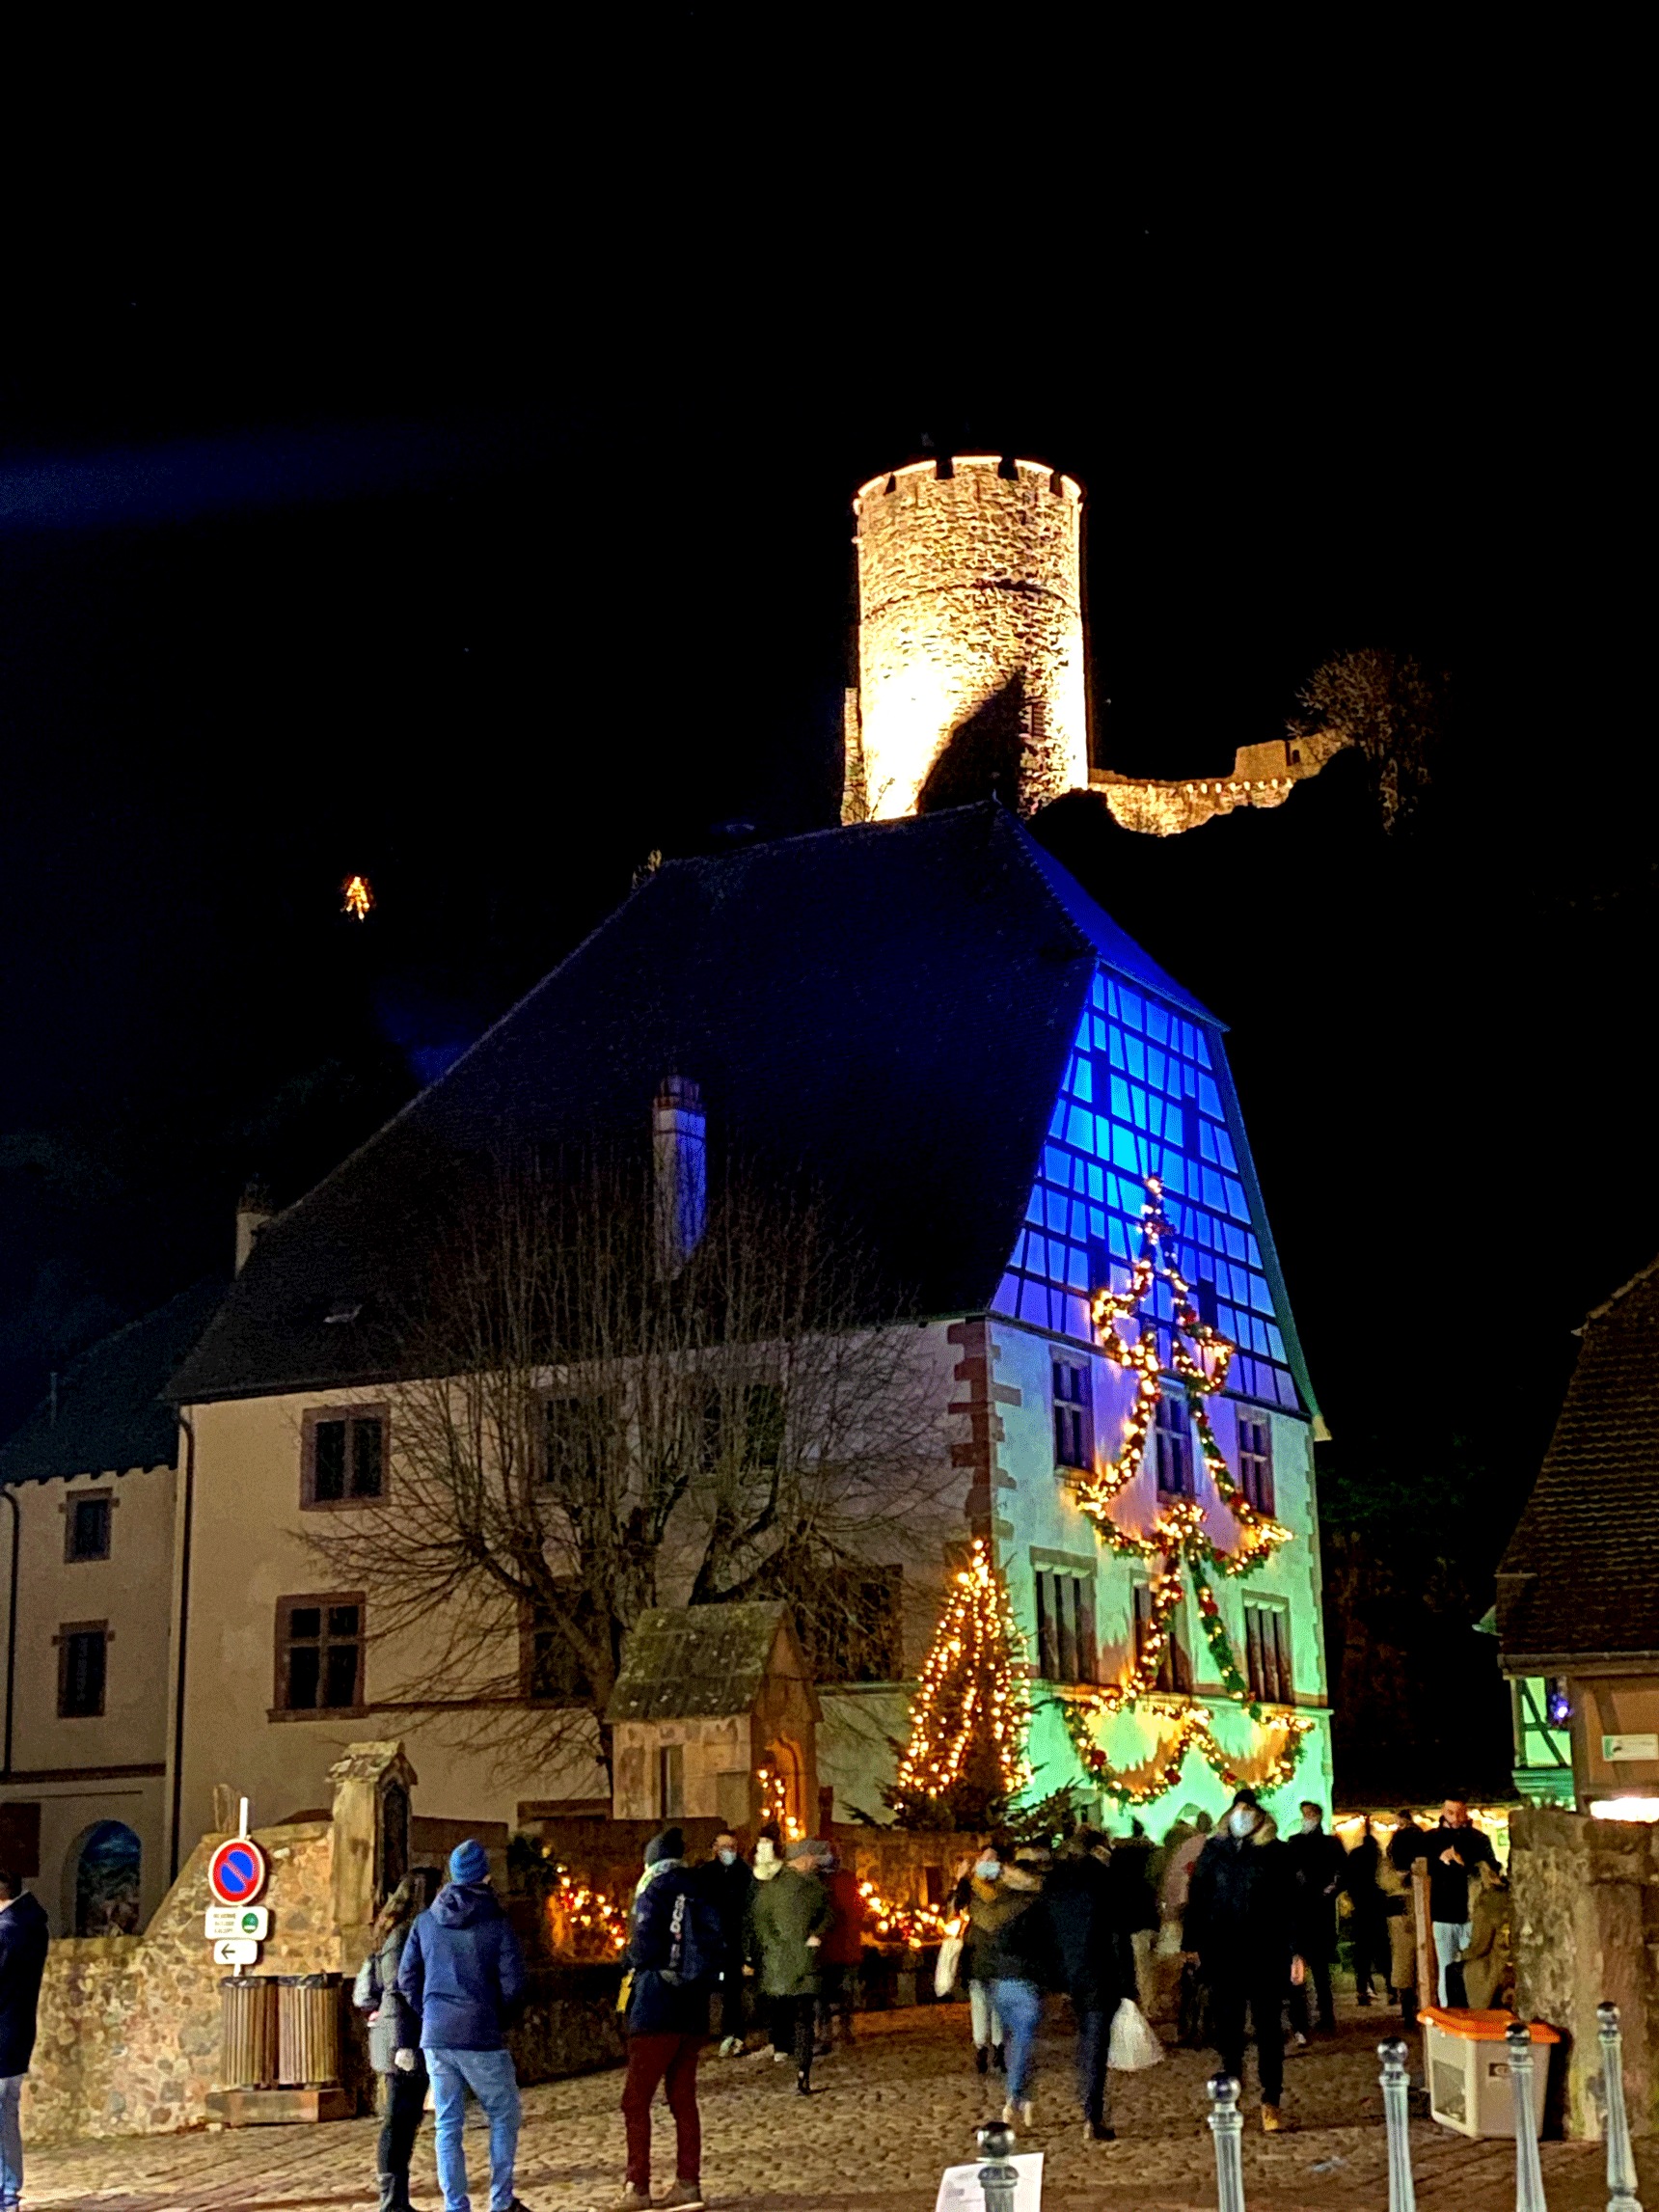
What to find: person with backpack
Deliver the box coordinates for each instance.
[614,1827,717,2212]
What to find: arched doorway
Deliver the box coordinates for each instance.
[68,1819,142,1935]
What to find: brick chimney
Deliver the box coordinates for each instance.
[235,1181,275,1272]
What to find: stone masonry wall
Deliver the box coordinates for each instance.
[853,458,1088,819]
[24,1820,336,2145]
[1510,1804,1659,2139]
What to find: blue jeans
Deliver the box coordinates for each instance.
[0,2073,22,2211]
[427,2046,522,2212]
[988,1979,1043,2103]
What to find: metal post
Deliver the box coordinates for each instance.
[1208,2072,1247,2212]
[1380,2038,1417,2212]
[973,2120,1019,2212]
[1507,2020,1547,2212]
[1596,2003,1643,2212]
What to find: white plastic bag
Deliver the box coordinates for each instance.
[934,1931,964,1998]
[1107,1996,1164,2070]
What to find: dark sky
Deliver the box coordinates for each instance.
[1,178,1646,1550]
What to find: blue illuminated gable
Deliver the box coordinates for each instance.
[992,955,1317,1422]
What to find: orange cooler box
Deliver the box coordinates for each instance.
[1418,2007,1559,2139]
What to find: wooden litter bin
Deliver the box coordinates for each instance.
[220,1974,279,2089]
[277,1973,342,2088]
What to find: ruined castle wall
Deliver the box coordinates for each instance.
[853,458,1087,819]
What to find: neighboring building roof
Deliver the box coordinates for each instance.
[1,1279,224,1486]
[1496,1259,1659,1662]
[605,1600,805,1722]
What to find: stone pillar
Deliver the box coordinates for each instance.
[327,1741,419,1959]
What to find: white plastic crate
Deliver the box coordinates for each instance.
[1419,2007,1559,2139]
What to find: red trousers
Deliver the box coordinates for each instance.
[622,2032,701,2188]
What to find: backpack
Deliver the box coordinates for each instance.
[661,1880,723,1986]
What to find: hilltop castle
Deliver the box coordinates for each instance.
[842,453,1346,833]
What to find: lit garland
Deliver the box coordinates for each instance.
[856,1878,956,1951]
[1061,1174,1308,1807]
[546,1868,630,1957]
[1059,1696,1315,1808]
[893,1539,1032,1809]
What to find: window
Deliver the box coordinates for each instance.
[66,1492,113,1562]
[1133,1584,1192,1692]
[1034,1569,1098,1682]
[1154,1390,1194,1495]
[1237,1416,1274,1514]
[522,1585,601,1706]
[795,1564,904,1684]
[697,1382,786,1473]
[303,1409,387,1507]
[543,1393,612,1487]
[1052,1360,1094,1471]
[276,1596,366,1712]
[658,1743,685,1818]
[57,1622,109,1717]
[1243,1601,1292,1704]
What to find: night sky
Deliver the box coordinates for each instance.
[1,189,1645,1785]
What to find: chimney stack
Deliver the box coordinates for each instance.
[235,1181,275,1273]
[653,1078,707,1276]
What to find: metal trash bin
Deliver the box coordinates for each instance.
[277,1973,343,2088]
[220,1974,279,2089]
[1419,2007,1559,2137]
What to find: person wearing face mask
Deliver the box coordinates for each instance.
[1183,1790,1293,2132]
[950,1845,1009,2075]
[1285,1801,1346,2036]
[699,1831,753,2057]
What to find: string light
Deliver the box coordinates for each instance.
[341,873,373,920]
[1061,1174,1310,1808]
[755,1764,802,1840]
[546,1868,630,1956]
[856,1878,956,1950]
[890,1539,1032,1821]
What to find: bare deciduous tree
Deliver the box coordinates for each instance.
[305,1154,954,1781]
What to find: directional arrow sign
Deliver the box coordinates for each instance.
[205,1905,270,1940]
[212,1937,260,1967]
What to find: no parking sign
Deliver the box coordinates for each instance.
[207,1836,268,1907]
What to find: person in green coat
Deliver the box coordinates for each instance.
[748,1839,833,2094]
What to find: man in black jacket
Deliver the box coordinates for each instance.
[1044,1827,1129,2146]
[0,1867,50,2211]
[1183,1790,1293,2132]
[697,1831,752,2056]
[1285,1801,1346,2034]
[1425,1800,1498,2005]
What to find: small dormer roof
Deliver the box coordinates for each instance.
[605,1600,813,1723]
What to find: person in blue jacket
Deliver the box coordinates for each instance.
[396,1840,530,2212]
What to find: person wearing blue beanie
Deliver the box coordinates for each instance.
[397,1839,530,2212]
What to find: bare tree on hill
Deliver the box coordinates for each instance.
[304,1154,954,1782]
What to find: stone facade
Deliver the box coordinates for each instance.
[849,457,1088,820]
[1088,729,1350,836]
[1510,1803,1659,2139]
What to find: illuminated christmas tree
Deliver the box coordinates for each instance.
[883,1540,1033,1831]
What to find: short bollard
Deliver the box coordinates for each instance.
[1380,2038,1417,2212]
[973,2119,1019,2212]
[1208,2072,1247,2212]
[1596,2003,1643,2212]
[1507,2021,1548,2212]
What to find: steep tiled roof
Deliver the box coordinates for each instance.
[1,1280,223,1485]
[171,806,1226,1406]
[605,1600,809,1721]
[1496,1260,1659,1660]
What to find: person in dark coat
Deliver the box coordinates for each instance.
[982,1849,1057,2133]
[748,1838,833,2095]
[352,1866,443,2212]
[815,1846,864,2049]
[616,1827,714,2211]
[1285,1801,1346,2034]
[1344,1818,1390,2007]
[1183,1789,1293,2132]
[1424,1800,1498,2006]
[1043,1827,1129,2145]
[0,1869,50,2212]
[698,1829,753,2056]
[396,1839,529,2212]
[951,1847,1008,2074]
[1103,1819,1159,2006]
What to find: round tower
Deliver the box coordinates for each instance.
[846,456,1088,821]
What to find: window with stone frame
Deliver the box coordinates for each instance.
[1242,1600,1292,1705]
[275,1595,366,1713]
[1051,1358,1094,1471]
[302,1407,388,1507]
[65,1491,113,1562]
[1034,1567,1098,1682]
[1132,1581,1192,1692]
[57,1621,110,1717]
[1154,1388,1194,1496]
[522,1584,603,1705]
[1236,1414,1274,1514]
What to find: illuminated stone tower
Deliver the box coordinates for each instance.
[844,456,1089,821]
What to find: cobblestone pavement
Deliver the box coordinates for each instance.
[21,1996,1656,2211]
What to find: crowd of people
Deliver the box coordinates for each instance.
[333,1795,1511,2211]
